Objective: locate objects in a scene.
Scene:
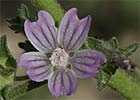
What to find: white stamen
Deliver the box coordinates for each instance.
[123,60,130,63]
[49,48,69,67]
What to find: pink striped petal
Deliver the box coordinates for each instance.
[24,10,57,52]
[48,69,77,98]
[58,8,91,52]
[18,52,52,82]
[69,50,106,78]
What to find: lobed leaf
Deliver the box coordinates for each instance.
[7,4,30,34]
[1,80,47,100]
[117,43,139,57]
[86,37,116,59]
[97,63,118,91]
[97,70,111,91]
[0,35,16,90]
[19,4,30,20]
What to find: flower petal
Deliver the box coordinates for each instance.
[69,50,106,78]
[24,10,57,52]
[58,8,91,52]
[48,69,77,98]
[18,52,52,82]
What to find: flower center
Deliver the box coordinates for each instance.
[50,48,69,67]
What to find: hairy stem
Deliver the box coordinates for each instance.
[108,69,140,99]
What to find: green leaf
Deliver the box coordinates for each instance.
[1,80,47,100]
[97,70,111,91]
[101,63,118,76]
[0,75,14,92]
[19,4,30,20]
[7,4,30,34]
[7,16,24,34]
[0,35,16,75]
[86,37,115,59]
[0,35,16,90]
[86,36,139,60]
[32,0,64,27]
[117,43,139,57]
[97,63,118,91]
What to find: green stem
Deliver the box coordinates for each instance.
[108,69,140,99]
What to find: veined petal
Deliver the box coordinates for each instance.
[69,50,106,78]
[24,10,57,52]
[48,69,77,98]
[58,8,91,52]
[18,52,52,82]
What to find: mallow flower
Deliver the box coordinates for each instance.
[18,8,106,98]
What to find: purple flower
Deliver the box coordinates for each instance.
[18,8,106,98]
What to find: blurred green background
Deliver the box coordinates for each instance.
[0,0,139,100]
